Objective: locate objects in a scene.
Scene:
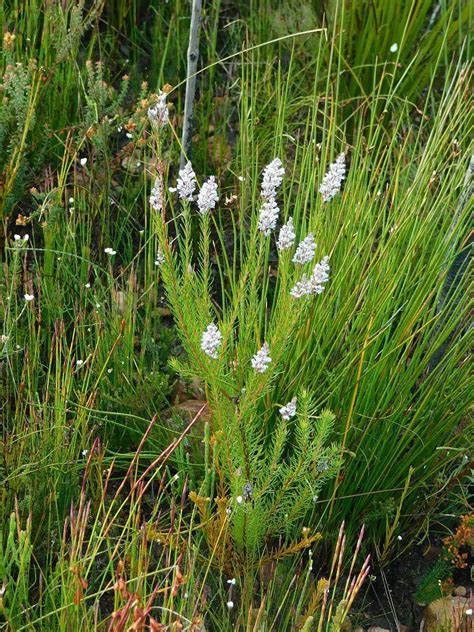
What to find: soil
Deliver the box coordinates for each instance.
[354,544,473,630]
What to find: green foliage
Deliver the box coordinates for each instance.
[0,0,472,628]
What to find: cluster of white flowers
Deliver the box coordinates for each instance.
[175,161,197,201]
[319,153,346,202]
[276,217,295,251]
[14,233,29,243]
[149,176,163,211]
[147,91,169,129]
[201,323,222,359]
[279,397,297,420]
[251,342,272,373]
[310,256,330,293]
[292,233,316,265]
[197,176,219,214]
[261,158,285,200]
[24,293,34,302]
[154,247,165,267]
[258,198,280,236]
[258,158,284,236]
[290,256,330,298]
[104,247,116,256]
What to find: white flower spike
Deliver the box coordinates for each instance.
[258,197,280,236]
[277,217,296,251]
[261,158,284,200]
[201,323,222,359]
[197,176,219,214]
[279,397,297,420]
[149,176,164,211]
[293,233,316,265]
[148,91,169,128]
[290,256,330,298]
[251,342,272,373]
[154,247,165,267]
[176,161,197,201]
[319,153,346,202]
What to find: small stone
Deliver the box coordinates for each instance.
[454,585,467,597]
[423,596,469,632]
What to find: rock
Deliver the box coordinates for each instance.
[423,596,469,632]
[454,585,467,597]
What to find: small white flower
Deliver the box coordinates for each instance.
[85,282,91,288]
[148,91,169,128]
[227,578,236,585]
[126,132,133,139]
[251,342,272,373]
[76,359,84,366]
[0,335,9,344]
[14,234,21,241]
[293,233,316,265]
[82,449,89,457]
[24,293,34,302]
[261,158,284,200]
[227,601,234,609]
[258,197,279,236]
[390,43,398,53]
[173,473,179,481]
[154,247,165,267]
[276,217,296,251]
[104,247,116,255]
[197,176,219,214]
[176,161,197,201]
[290,256,330,298]
[290,275,313,298]
[107,368,113,373]
[68,197,74,204]
[319,153,346,202]
[149,176,164,211]
[310,256,330,294]
[279,397,297,420]
[397,535,402,541]
[235,496,243,504]
[466,609,472,616]
[80,157,88,166]
[201,323,222,359]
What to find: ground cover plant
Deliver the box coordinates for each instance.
[1,0,473,630]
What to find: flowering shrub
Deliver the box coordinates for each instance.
[150,146,340,561]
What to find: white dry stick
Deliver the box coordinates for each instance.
[180,0,202,170]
